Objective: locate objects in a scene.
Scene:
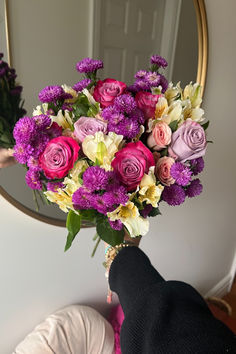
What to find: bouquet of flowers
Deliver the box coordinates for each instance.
[13,55,209,253]
[0,53,26,149]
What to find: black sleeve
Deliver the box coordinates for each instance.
[109,247,236,354]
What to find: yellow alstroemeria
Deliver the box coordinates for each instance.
[138,167,164,207]
[155,99,183,126]
[51,109,73,130]
[33,103,49,116]
[62,84,78,103]
[183,82,202,108]
[107,201,149,237]
[44,189,73,213]
[82,131,123,171]
[164,82,182,104]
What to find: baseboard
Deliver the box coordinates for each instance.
[204,252,236,298]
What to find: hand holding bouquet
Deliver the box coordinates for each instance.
[13,55,209,252]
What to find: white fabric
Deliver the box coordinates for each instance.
[14,305,115,354]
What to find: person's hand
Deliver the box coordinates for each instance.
[0,148,16,168]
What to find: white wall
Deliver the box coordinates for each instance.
[0,0,236,352]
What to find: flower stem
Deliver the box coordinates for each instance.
[91,236,101,257]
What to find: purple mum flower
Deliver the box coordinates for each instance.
[114,118,140,139]
[159,74,168,93]
[72,187,92,210]
[135,79,151,91]
[108,219,123,231]
[150,55,168,68]
[127,83,140,94]
[73,78,92,92]
[185,179,203,198]
[106,111,125,126]
[190,157,205,175]
[106,171,120,191]
[134,70,148,79]
[101,105,119,121]
[129,108,145,125]
[76,58,103,73]
[162,184,185,206]
[140,204,153,218]
[31,133,50,158]
[103,186,129,208]
[47,182,64,192]
[27,156,41,171]
[145,72,161,87]
[33,114,51,130]
[170,162,192,186]
[38,85,64,103]
[25,169,42,190]
[114,94,137,114]
[83,166,108,192]
[13,117,38,144]
[14,143,33,164]
[91,194,109,214]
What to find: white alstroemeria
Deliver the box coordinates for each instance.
[159,100,183,125]
[107,201,149,237]
[33,103,48,116]
[50,110,73,130]
[138,167,164,207]
[155,96,168,119]
[61,84,78,103]
[189,107,205,122]
[165,82,182,104]
[82,88,98,106]
[183,82,202,108]
[82,131,123,171]
[44,189,73,213]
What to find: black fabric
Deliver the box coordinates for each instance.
[109,247,236,354]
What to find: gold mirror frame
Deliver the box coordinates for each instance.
[0,0,208,228]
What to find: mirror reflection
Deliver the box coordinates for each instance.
[0,0,198,222]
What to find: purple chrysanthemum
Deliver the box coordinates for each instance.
[103,186,129,207]
[185,179,203,198]
[72,187,92,210]
[25,169,42,190]
[83,166,108,192]
[159,74,168,92]
[170,162,192,186]
[145,72,161,87]
[116,118,140,139]
[76,58,103,73]
[162,184,185,206]
[27,156,40,171]
[114,94,137,114]
[127,83,140,94]
[107,111,125,126]
[140,204,153,218]
[150,55,168,68]
[31,133,50,158]
[135,79,151,91]
[134,70,148,80]
[38,85,64,103]
[190,157,205,175]
[91,194,109,214]
[129,108,145,125]
[106,171,120,191]
[102,105,119,121]
[13,143,33,164]
[13,116,38,144]
[47,182,64,192]
[108,219,123,231]
[73,78,92,92]
[33,114,51,130]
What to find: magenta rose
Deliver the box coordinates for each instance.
[39,136,80,179]
[93,78,127,108]
[168,119,207,162]
[111,141,155,191]
[147,122,172,151]
[74,117,107,143]
[135,91,161,119]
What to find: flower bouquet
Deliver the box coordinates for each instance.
[0,53,26,149]
[13,55,209,253]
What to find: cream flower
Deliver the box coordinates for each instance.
[51,110,73,130]
[82,131,123,170]
[44,189,73,213]
[183,82,202,108]
[165,82,182,104]
[107,201,149,237]
[82,88,98,106]
[33,103,48,116]
[62,84,78,103]
[138,167,164,207]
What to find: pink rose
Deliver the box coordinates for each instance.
[135,91,161,119]
[147,122,172,151]
[111,141,155,191]
[168,119,207,162]
[155,156,175,186]
[93,78,127,108]
[74,116,107,143]
[39,136,80,179]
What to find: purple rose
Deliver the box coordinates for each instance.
[74,117,107,143]
[168,119,207,162]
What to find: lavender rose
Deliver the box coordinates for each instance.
[74,117,107,143]
[168,119,207,162]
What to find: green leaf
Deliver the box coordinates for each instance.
[79,209,97,222]
[64,210,81,251]
[169,120,178,132]
[96,141,107,164]
[160,147,168,157]
[96,216,124,246]
[207,140,213,144]
[149,207,162,217]
[201,121,210,130]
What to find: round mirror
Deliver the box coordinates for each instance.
[0,0,208,227]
